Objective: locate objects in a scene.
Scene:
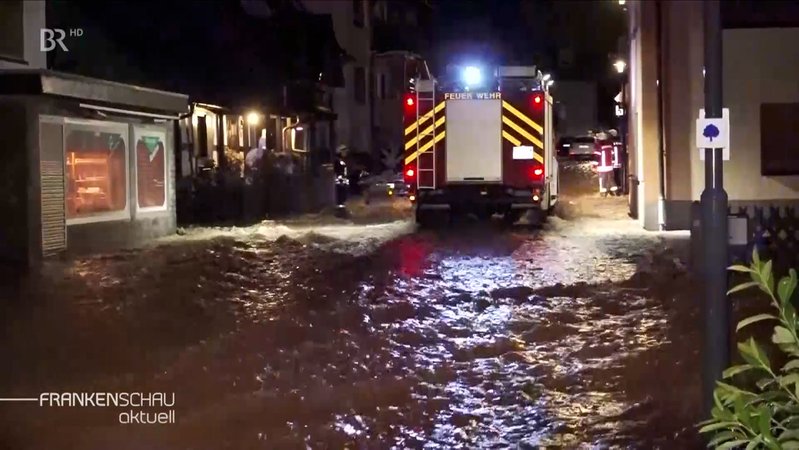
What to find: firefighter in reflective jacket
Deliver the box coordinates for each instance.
[334,145,350,207]
[593,143,618,196]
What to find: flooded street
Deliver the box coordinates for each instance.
[0,166,703,449]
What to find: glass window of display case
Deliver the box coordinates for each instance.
[64,121,129,223]
[134,126,167,210]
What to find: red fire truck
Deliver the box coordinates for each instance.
[403,65,558,225]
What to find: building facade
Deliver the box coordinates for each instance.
[372,51,431,171]
[0,0,187,266]
[0,0,46,70]
[625,0,799,234]
[551,81,598,138]
[302,0,372,158]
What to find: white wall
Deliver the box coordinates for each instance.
[628,0,662,230]
[662,0,704,203]
[0,0,46,69]
[302,0,372,155]
[698,28,799,201]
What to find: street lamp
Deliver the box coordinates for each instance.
[612,58,629,196]
[246,111,260,148]
[614,59,627,74]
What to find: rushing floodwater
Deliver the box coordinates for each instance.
[0,198,701,449]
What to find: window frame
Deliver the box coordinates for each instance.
[0,1,25,62]
[354,66,366,104]
[760,102,799,176]
[378,73,387,100]
[63,118,131,225]
[353,0,365,28]
[133,124,169,213]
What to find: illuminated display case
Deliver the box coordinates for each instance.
[134,128,167,210]
[65,127,127,220]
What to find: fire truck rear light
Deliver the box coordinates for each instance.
[532,194,540,202]
[409,194,416,202]
[405,168,415,178]
[532,94,543,105]
[406,97,415,107]
[533,168,544,176]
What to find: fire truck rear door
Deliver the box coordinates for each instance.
[445,99,502,183]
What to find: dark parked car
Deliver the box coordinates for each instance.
[556,137,574,157]
[569,136,596,159]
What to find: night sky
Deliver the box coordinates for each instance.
[429,0,627,127]
[430,0,547,71]
[430,0,626,126]
[46,0,628,126]
[429,0,624,73]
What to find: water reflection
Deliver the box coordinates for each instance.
[1,224,699,448]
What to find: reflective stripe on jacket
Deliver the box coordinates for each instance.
[595,145,614,173]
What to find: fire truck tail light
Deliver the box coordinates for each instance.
[533,168,544,176]
[532,93,543,107]
[404,94,415,108]
[405,168,415,178]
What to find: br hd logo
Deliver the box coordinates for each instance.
[40,28,83,52]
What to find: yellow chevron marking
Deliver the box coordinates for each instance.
[502,101,543,134]
[502,130,521,146]
[405,116,446,150]
[404,131,446,165]
[404,102,446,135]
[502,115,544,150]
[504,130,545,163]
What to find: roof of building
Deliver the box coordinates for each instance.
[0,69,189,114]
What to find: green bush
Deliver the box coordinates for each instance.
[700,250,799,449]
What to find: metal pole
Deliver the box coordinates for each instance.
[701,0,729,418]
[621,78,628,195]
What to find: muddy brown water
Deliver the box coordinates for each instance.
[0,214,703,449]
[0,163,703,448]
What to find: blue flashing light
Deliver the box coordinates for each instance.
[461,66,482,87]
